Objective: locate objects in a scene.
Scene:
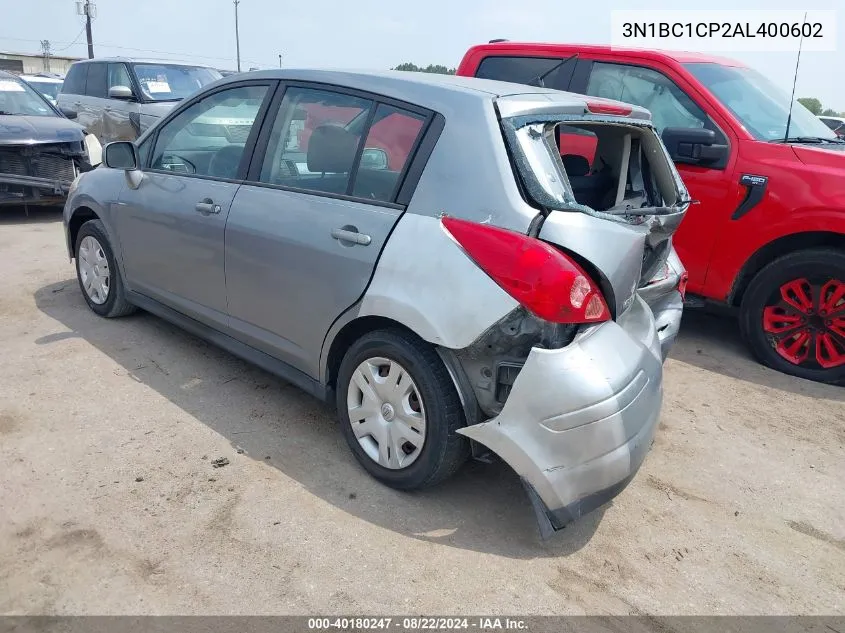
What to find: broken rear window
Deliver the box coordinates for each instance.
[501,115,689,218]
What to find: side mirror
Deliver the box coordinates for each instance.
[108,85,135,100]
[662,127,728,167]
[360,147,388,171]
[103,141,138,171]
[60,106,78,120]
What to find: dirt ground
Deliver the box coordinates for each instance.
[0,207,843,616]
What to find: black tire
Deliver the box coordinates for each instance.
[739,248,845,385]
[74,219,136,318]
[336,329,469,490]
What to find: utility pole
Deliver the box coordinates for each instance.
[76,0,96,58]
[278,53,282,68]
[234,0,241,72]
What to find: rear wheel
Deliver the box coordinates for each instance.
[740,249,845,385]
[336,329,469,490]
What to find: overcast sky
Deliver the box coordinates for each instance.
[2,0,843,110]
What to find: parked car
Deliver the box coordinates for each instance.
[19,74,64,105]
[819,115,845,138]
[57,58,222,143]
[458,42,845,384]
[63,69,690,534]
[0,70,101,208]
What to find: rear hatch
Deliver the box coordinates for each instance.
[497,95,691,316]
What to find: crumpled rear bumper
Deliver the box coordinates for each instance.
[458,296,663,536]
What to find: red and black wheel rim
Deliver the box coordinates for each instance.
[762,277,845,370]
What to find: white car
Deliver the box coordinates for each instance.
[19,74,63,106]
[818,115,845,137]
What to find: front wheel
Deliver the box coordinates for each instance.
[74,219,136,318]
[336,329,469,490]
[739,248,845,385]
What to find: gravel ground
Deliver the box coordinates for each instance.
[1,207,843,615]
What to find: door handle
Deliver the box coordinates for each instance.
[195,199,221,215]
[331,226,371,246]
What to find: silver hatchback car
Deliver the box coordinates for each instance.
[63,70,690,535]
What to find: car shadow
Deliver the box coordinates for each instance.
[670,309,844,401]
[0,205,63,225]
[33,279,606,559]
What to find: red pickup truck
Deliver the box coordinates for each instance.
[457,43,845,385]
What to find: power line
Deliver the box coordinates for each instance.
[0,35,262,67]
[52,26,86,52]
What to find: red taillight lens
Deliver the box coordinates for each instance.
[441,217,610,324]
[585,100,632,116]
[678,271,689,301]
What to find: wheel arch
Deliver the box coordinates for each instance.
[67,206,101,257]
[728,231,845,306]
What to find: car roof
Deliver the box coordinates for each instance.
[470,42,746,67]
[20,74,63,83]
[69,57,215,68]
[212,68,650,119]
[819,115,845,122]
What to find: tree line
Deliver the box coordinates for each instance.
[797,98,843,117]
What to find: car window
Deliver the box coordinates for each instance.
[85,63,107,99]
[259,87,373,196]
[351,104,426,202]
[475,56,574,90]
[108,63,132,91]
[150,84,268,179]
[820,118,842,131]
[131,64,221,102]
[586,62,711,135]
[0,76,55,116]
[62,64,87,95]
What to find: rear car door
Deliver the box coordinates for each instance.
[114,81,273,329]
[57,63,89,129]
[573,60,737,291]
[80,62,108,141]
[224,84,432,377]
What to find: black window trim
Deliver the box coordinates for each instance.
[474,54,578,90]
[85,61,108,99]
[142,78,279,185]
[61,61,89,97]
[242,79,440,209]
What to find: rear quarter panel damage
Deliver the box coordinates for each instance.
[357,212,519,349]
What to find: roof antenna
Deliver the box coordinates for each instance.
[783,11,807,143]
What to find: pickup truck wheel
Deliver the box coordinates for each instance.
[336,329,469,490]
[74,220,136,318]
[740,248,845,385]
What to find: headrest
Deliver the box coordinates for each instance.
[561,154,590,177]
[307,124,358,173]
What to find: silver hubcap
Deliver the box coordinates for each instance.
[78,235,110,305]
[347,357,426,469]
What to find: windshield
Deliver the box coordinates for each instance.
[131,64,222,102]
[27,80,62,101]
[685,62,837,142]
[0,76,55,116]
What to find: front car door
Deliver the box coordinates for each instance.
[113,81,273,328]
[573,59,738,292]
[105,62,138,142]
[224,83,431,377]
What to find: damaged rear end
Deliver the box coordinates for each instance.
[446,95,690,536]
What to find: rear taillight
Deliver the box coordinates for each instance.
[678,271,689,301]
[441,217,610,324]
